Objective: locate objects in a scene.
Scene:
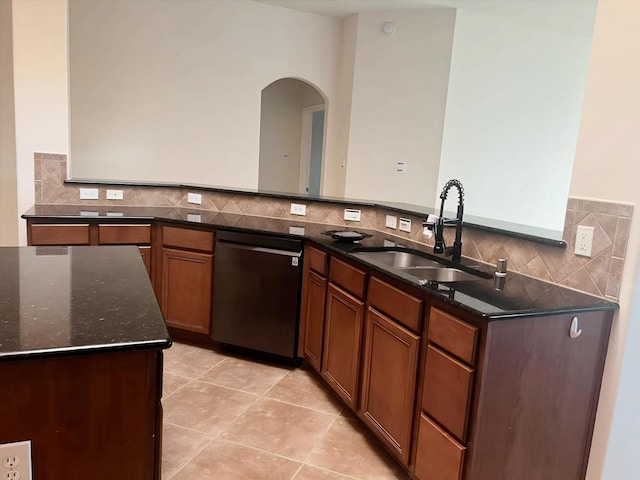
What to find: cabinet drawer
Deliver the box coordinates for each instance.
[329,257,366,298]
[30,224,90,245]
[307,246,328,276]
[162,226,213,252]
[368,277,422,332]
[428,308,478,365]
[99,224,151,245]
[422,345,474,442]
[414,413,466,480]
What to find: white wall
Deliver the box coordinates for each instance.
[569,2,640,479]
[258,78,324,193]
[0,0,18,246]
[344,9,456,206]
[438,9,592,233]
[11,0,69,246]
[68,0,342,190]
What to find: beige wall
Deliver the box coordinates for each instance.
[570,2,640,479]
[439,8,591,233]
[68,0,342,191]
[10,0,69,246]
[0,0,18,245]
[344,9,456,206]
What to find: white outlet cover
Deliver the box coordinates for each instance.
[344,209,361,222]
[574,225,595,257]
[0,440,32,480]
[289,226,305,235]
[106,189,123,200]
[187,192,202,204]
[398,217,412,232]
[79,188,99,200]
[290,203,307,216]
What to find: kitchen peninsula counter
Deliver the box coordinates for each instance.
[23,204,618,319]
[0,245,170,479]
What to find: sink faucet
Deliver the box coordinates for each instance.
[423,179,464,262]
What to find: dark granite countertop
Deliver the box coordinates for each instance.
[22,204,617,320]
[0,245,171,360]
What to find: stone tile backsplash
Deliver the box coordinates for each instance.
[34,153,632,300]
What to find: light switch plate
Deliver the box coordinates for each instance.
[187,213,202,223]
[395,162,407,173]
[385,215,397,229]
[79,188,99,200]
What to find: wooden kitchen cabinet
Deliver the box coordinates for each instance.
[98,223,153,277]
[302,269,328,372]
[321,282,365,410]
[27,220,154,278]
[299,245,329,370]
[359,276,423,465]
[29,223,90,245]
[360,306,420,464]
[159,225,214,336]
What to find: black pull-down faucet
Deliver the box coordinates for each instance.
[423,179,464,262]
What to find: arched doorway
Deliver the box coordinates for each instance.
[258,78,326,195]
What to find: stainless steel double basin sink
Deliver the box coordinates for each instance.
[350,249,490,284]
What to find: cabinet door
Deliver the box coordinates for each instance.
[414,413,466,480]
[303,270,328,372]
[360,307,420,465]
[321,283,365,410]
[160,248,213,335]
[139,246,152,278]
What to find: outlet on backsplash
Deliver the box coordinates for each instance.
[398,218,412,233]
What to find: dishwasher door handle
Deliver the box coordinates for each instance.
[217,241,301,258]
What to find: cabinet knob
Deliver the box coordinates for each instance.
[569,316,582,339]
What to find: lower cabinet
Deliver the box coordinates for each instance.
[359,307,420,464]
[321,282,365,410]
[302,269,328,372]
[414,413,466,480]
[160,247,213,335]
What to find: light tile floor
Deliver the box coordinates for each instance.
[162,341,410,480]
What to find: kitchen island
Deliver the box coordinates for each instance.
[0,246,171,480]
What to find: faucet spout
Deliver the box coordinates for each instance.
[430,179,464,262]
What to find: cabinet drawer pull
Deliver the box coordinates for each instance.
[569,316,582,339]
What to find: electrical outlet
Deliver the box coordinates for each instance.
[574,225,595,257]
[106,189,123,200]
[187,192,202,205]
[399,218,412,232]
[290,203,307,216]
[344,209,361,222]
[395,162,407,173]
[385,215,397,229]
[1,441,31,480]
[79,188,99,200]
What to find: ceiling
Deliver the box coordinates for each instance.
[253,0,598,36]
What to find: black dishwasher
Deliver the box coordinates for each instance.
[211,230,303,362]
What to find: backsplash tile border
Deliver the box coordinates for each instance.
[33,153,632,300]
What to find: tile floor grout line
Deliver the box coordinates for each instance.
[299,413,341,467]
[257,394,343,417]
[186,376,275,399]
[164,434,214,480]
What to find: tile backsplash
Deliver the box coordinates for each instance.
[34,153,633,300]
